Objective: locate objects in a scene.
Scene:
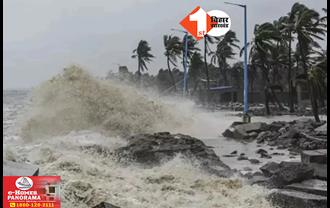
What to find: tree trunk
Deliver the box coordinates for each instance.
[288,31,294,112]
[192,79,200,95]
[167,56,177,92]
[309,80,321,122]
[138,60,142,86]
[204,38,210,90]
[298,39,320,122]
[262,65,284,111]
[204,38,210,103]
[264,87,271,115]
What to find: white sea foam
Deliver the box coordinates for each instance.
[4,66,280,208]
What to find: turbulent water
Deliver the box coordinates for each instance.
[3,66,293,208]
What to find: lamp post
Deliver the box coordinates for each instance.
[171,28,189,96]
[224,2,250,122]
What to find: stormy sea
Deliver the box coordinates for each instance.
[4,67,324,208]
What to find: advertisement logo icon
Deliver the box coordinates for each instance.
[180,6,231,40]
[15,177,33,190]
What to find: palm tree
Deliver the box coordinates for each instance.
[182,35,200,89]
[291,3,326,122]
[189,52,204,94]
[242,22,284,114]
[203,35,218,90]
[210,31,240,85]
[277,15,295,112]
[131,40,154,81]
[163,35,182,91]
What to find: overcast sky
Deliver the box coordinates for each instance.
[4,0,327,89]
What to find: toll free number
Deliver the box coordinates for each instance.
[9,202,55,207]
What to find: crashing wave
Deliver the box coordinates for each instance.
[21,65,180,140]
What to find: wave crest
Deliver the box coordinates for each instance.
[21,65,179,140]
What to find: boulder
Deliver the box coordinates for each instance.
[256,131,273,143]
[93,202,120,208]
[3,160,39,176]
[249,159,261,164]
[237,155,249,161]
[279,128,300,139]
[230,150,238,155]
[223,122,268,140]
[314,123,327,133]
[268,121,285,131]
[268,189,327,208]
[265,162,314,188]
[286,179,327,196]
[301,149,327,179]
[222,127,235,138]
[256,149,268,154]
[115,132,232,177]
[301,149,327,164]
[260,162,280,177]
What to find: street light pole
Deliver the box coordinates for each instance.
[224,2,250,122]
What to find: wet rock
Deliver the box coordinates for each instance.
[268,121,285,131]
[243,167,252,171]
[237,155,249,161]
[249,159,261,164]
[115,132,232,177]
[223,122,268,140]
[248,131,258,138]
[268,189,327,208]
[222,154,237,158]
[230,150,238,155]
[222,127,235,138]
[301,149,327,164]
[261,152,272,159]
[93,202,120,208]
[260,162,281,177]
[256,131,277,144]
[286,179,327,196]
[301,149,327,179]
[248,175,269,186]
[261,162,314,188]
[256,149,268,155]
[280,128,300,139]
[314,123,327,133]
[271,152,285,156]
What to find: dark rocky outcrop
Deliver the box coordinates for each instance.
[115,132,233,177]
[93,202,120,208]
[222,122,268,140]
[223,119,327,151]
[260,162,314,188]
[268,189,327,208]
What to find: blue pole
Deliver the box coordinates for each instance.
[183,33,188,95]
[243,6,248,114]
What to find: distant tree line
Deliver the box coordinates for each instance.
[109,3,327,122]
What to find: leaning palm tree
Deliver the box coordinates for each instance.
[131,40,154,82]
[278,15,295,112]
[163,35,182,91]
[189,52,204,94]
[210,30,240,85]
[242,22,284,114]
[182,35,200,89]
[203,35,218,90]
[291,3,326,122]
